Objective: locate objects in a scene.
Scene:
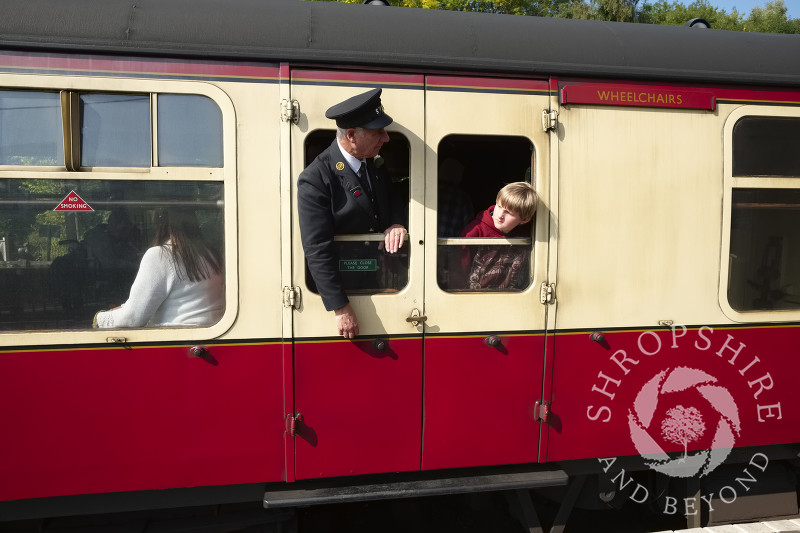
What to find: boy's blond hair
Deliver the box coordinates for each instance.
[496,182,538,221]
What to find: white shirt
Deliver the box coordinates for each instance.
[336,139,372,189]
[95,245,224,328]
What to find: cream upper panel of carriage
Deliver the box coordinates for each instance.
[207,80,284,341]
[426,85,549,136]
[555,101,734,330]
[0,72,283,345]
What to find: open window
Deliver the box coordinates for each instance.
[435,134,534,292]
[302,129,410,296]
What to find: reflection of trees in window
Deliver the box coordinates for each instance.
[0,88,226,332]
[0,179,224,331]
[4,180,107,262]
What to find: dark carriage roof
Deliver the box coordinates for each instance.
[0,0,799,87]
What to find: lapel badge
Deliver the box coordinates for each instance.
[336,161,345,171]
[350,185,362,198]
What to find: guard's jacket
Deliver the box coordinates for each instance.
[298,139,401,311]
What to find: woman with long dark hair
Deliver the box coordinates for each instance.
[94,207,224,328]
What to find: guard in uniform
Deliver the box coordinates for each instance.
[297,88,407,339]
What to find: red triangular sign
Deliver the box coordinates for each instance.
[54,190,94,212]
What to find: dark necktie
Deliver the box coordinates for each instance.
[358,161,373,197]
[358,161,380,223]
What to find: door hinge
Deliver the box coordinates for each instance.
[542,109,558,132]
[534,401,549,422]
[281,99,300,124]
[540,282,556,305]
[286,413,304,436]
[283,285,301,309]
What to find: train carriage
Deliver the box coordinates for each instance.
[1,0,800,529]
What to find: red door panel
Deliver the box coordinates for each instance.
[422,333,544,470]
[294,337,423,479]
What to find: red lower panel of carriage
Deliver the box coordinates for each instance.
[544,326,800,463]
[293,337,423,479]
[422,333,545,471]
[0,342,287,501]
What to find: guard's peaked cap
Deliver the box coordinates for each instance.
[325,88,393,129]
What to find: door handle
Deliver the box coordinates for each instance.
[406,308,427,327]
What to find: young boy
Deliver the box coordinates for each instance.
[459,181,538,290]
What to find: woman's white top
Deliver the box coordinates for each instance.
[95,245,224,328]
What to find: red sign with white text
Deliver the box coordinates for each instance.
[54,190,93,212]
[562,84,716,110]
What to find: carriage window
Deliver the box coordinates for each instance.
[0,179,224,331]
[727,114,800,313]
[0,90,224,169]
[436,135,534,292]
[303,129,410,295]
[728,189,800,311]
[733,117,800,177]
[0,91,63,166]
[158,94,223,167]
[81,94,151,167]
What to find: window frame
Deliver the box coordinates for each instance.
[720,105,800,322]
[434,133,536,294]
[301,128,412,298]
[0,74,237,345]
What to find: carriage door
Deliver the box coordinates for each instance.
[288,72,425,479]
[421,76,552,470]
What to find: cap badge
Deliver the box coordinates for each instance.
[336,162,345,171]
